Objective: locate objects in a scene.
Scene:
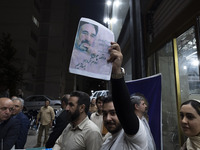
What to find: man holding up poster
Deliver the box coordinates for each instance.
[100,42,148,150]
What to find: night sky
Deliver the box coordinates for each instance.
[70,0,106,25]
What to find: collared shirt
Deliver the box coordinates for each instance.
[53,116,103,150]
[100,119,148,150]
[37,106,55,125]
[90,112,103,133]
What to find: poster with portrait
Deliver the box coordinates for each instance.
[69,17,114,80]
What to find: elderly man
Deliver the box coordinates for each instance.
[12,97,30,149]
[0,97,20,150]
[130,95,156,150]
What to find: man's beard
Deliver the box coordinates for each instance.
[70,107,80,122]
[79,40,91,51]
[104,121,122,134]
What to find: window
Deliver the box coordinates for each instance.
[156,42,180,149]
[176,27,199,101]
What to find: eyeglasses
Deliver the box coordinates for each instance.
[0,107,14,112]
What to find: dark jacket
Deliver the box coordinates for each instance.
[13,112,30,149]
[46,110,70,148]
[0,117,20,150]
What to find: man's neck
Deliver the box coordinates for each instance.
[97,110,102,115]
[135,111,142,119]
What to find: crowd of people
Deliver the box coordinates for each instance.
[0,42,200,150]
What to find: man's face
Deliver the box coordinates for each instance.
[138,100,147,114]
[66,96,80,122]
[77,23,97,52]
[45,100,50,107]
[96,100,103,112]
[103,101,122,134]
[0,98,14,122]
[12,100,23,115]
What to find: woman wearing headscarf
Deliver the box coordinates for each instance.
[180,99,200,149]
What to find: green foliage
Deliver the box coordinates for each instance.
[0,33,23,96]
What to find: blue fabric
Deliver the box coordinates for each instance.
[126,74,162,150]
[14,112,30,149]
[0,117,20,150]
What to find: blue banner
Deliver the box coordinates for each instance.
[126,74,162,150]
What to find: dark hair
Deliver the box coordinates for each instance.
[103,96,113,105]
[78,21,98,35]
[96,96,105,104]
[70,91,90,113]
[45,99,50,104]
[181,99,200,115]
[61,96,68,105]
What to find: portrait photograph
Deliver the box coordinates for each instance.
[69,17,114,80]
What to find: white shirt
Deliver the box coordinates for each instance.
[90,112,103,133]
[100,119,148,150]
[141,116,156,150]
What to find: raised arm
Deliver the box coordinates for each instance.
[108,42,139,135]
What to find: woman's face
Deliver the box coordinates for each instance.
[180,104,200,137]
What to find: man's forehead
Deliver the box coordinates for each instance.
[13,99,20,103]
[103,102,115,110]
[69,96,78,103]
[81,24,96,32]
[0,98,13,105]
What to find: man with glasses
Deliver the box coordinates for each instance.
[0,97,20,150]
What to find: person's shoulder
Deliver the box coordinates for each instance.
[5,117,21,128]
[59,110,70,119]
[90,112,96,119]
[48,106,54,110]
[15,112,29,120]
[86,119,100,132]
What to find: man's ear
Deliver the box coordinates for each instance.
[79,104,85,113]
[135,104,139,110]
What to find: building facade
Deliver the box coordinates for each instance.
[0,0,75,98]
[106,0,200,149]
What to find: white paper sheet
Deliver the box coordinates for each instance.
[69,17,114,80]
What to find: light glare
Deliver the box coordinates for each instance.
[106,1,112,6]
[114,1,121,7]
